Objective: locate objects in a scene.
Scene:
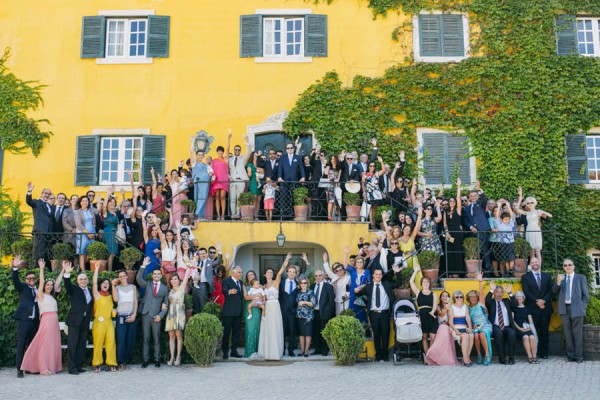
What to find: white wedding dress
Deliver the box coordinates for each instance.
[256,286,284,360]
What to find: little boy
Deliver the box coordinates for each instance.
[262,181,279,221]
[246,279,266,319]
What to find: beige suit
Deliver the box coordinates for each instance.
[228,151,251,218]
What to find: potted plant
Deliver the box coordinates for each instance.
[50,242,74,271]
[419,250,440,286]
[120,246,143,283]
[393,266,414,300]
[184,313,224,367]
[322,315,366,365]
[343,192,361,222]
[463,237,480,278]
[293,186,309,221]
[237,192,255,221]
[513,237,531,277]
[87,241,108,272]
[11,239,33,269]
[180,199,196,220]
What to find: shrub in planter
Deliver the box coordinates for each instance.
[322,315,365,366]
[238,192,256,221]
[51,242,74,269]
[87,241,108,272]
[184,313,224,367]
[463,237,480,277]
[419,250,440,285]
[585,296,600,326]
[338,309,356,317]
[343,192,361,222]
[375,204,396,224]
[120,247,143,283]
[202,301,222,319]
[513,237,531,276]
[394,267,413,300]
[180,199,196,214]
[293,186,309,221]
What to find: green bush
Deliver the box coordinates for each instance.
[87,241,108,261]
[202,301,222,319]
[585,296,600,326]
[463,237,479,260]
[399,266,413,288]
[293,186,309,206]
[513,237,531,259]
[184,313,223,367]
[375,204,396,223]
[180,199,196,213]
[51,242,74,265]
[418,250,440,270]
[120,247,143,270]
[342,191,361,206]
[322,315,365,366]
[237,192,255,206]
[338,308,356,317]
[11,239,33,260]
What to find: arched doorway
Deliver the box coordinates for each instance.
[255,132,313,156]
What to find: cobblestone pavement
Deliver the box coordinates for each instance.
[1,357,598,400]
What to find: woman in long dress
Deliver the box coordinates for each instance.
[21,260,64,375]
[361,156,386,229]
[444,178,464,276]
[244,270,262,358]
[256,253,288,360]
[165,168,187,228]
[322,252,350,315]
[190,142,212,221]
[425,290,458,366]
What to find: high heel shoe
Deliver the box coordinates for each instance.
[484,356,491,366]
[175,356,181,366]
[528,357,533,364]
[167,357,174,366]
[477,355,483,365]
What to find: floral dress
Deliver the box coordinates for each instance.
[420,218,443,255]
[326,169,341,205]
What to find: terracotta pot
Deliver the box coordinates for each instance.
[126,270,137,284]
[240,205,255,221]
[294,205,309,221]
[465,259,480,278]
[345,205,361,222]
[421,268,439,286]
[393,288,412,300]
[90,260,107,272]
[514,258,527,277]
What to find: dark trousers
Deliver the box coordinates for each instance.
[191,283,210,314]
[115,315,137,365]
[282,313,297,353]
[531,308,551,357]
[561,304,584,360]
[370,310,390,360]
[67,318,90,371]
[477,232,491,273]
[221,315,241,355]
[33,233,50,264]
[492,325,516,360]
[312,310,330,354]
[15,319,38,370]
[141,315,162,362]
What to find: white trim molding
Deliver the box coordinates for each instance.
[99,10,155,17]
[412,12,470,63]
[255,9,312,15]
[255,56,312,63]
[246,110,319,149]
[92,128,151,136]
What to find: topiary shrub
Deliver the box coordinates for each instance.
[51,242,74,266]
[202,301,222,319]
[585,296,600,326]
[322,315,365,366]
[87,241,108,261]
[339,308,356,317]
[184,313,223,367]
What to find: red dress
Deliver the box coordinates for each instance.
[210,158,229,196]
[210,277,224,308]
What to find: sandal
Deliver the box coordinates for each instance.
[484,356,491,366]
[110,366,117,372]
[528,357,533,364]
[533,358,540,364]
[477,355,483,365]
[94,367,101,373]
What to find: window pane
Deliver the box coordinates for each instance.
[275,44,281,54]
[111,172,117,182]
[101,172,109,181]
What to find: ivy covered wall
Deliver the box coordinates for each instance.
[286,0,600,274]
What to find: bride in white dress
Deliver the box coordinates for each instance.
[256,253,289,360]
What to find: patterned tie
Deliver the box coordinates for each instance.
[497,301,505,330]
[375,284,381,309]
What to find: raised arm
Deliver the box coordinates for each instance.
[92,266,100,299]
[37,259,46,301]
[515,187,525,215]
[322,252,336,280]
[54,263,65,294]
[409,266,421,296]
[274,252,292,288]
[377,156,385,176]
[409,208,423,241]
[225,131,232,159]
[434,205,442,224]
[157,223,167,249]
[25,182,36,208]
[410,178,418,206]
[142,217,149,243]
[476,272,485,306]
[189,137,197,167]
[136,257,150,289]
[456,177,462,215]
[181,265,192,289]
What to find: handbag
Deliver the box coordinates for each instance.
[359,201,371,219]
[116,222,126,243]
[354,295,367,307]
[318,177,330,189]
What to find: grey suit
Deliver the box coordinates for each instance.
[552,273,589,360]
[137,267,169,362]
[191,254,222,313]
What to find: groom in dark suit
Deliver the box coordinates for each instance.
[521,257,553,358]
[462,180,491,274]
[221,266,244,359]
[279,264,299,356]
[278,143,305,218]
[25,181,54,263]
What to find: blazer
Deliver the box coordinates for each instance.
[221,277,244,317]
[12,269,39,322]
[52,205,66,233]
[136,268,169,319]
[357,147,379,174]
[26,193,53,233]
[311,281,335,320]
[198,253,222,292]
[485,291,515,328]
[309,155,327,182]
[340,162,361,186]
[62,206,77,244]
[74,208,97,232]
[229,155,249,181]
[261,158,280,181]
[463,192,490,231]
[278,154,305,182]
[552,273,589,318]
[521,271,554,314]
[356,270,400,311]
[64,275,94,328]
[365,254,384,275]
[279,278,299,317]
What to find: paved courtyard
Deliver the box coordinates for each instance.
[1,357,598,400]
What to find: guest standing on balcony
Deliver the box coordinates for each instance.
[228,132,252,220]
[516,188,552,265]
[25,182,54,263]
[165,162,187,228]
[102,186,123,271]
[325,154,342,221]
[211,144,229,220]
[62,194,79,259]
[463,180,491,275]
[247,151,262,220]
[75,196,96,271]
[189,138,212,221]
[150,167,167,215]
[277,142,305,219]
[362,156,386,229]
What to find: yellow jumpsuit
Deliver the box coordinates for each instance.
[92,294,117,367]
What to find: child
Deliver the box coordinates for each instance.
[495,200,516,276]
[246,279,266,319]
[262,181,279,221]
[180,215,196,240]
[179,169,190,191]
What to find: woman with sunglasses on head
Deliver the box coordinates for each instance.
[447,290,474,366]
[425,290,458,366]
[323,252,350,315]
[515,187,551,264]
[444,177,465,277]
[417,202,443,256]
[294,276,316,357]
[362,155,386,229]
[467,273,493,365]
[398,207,423,270]
[324,154,342,221]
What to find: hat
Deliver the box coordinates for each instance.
[345,182,361,193]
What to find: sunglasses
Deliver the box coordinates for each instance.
[346,158,354,161]
[209,251,216,254]
[286,147,294,149]
[26,277,36,280]
[390,242,399,245]
[563,263,573,266]
[300,282,308,285]
[455,295,463,299]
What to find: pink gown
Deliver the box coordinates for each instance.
[169,180,187,227]
[425,312,458,366]
[21,294,62,374]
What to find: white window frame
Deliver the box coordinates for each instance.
[589,249,600,290]
[96,10,154,65]
[99,136,143,186]
[255,9,312,63]
[412,12,470,63]
[416,127,476,187]
[586,134,600,184]
[576,17,600,57]
[585,128,600,189]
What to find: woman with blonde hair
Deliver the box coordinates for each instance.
[516,188,552,263]
[467,273,493,365]
[323,252,350,315]
[447,289,474,366]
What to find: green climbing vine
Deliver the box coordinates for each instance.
[289,0,600,274]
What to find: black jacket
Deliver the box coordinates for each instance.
[12,269,39,322]
[221,277,244,317]
[26,194,53,233]
[64,275,94,328]
[485,291,515,328]
[311,281,335,320]
[279,278,298,317]
[356,270,401,311]
[521,271,554,314]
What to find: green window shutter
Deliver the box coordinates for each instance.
[142,135,165,184]
[565,134,589,184]
[240,15,263,57]
[446,135,470,183]
[75,136,100,186]
[555,15,578,56]
[441,14,464,56]
[80,16,106,58]
[419,15,442,57]
[423,133,446,184]
[305,14,328,57]
[147,16,170,58]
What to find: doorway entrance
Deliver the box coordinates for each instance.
[258,254,308,284]
[255,132,313,156]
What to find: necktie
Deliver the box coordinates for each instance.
[375,284,381,308]
[315,283,321,304]
[565,275,571,302]
[153,283,158,296]
[55,206,60,220]
[234,156,238,167]
[46,203,52,214]
[236,280,241,292]
[288,280,293,294]
[470,204,474,216]
[535,273,541,289]
[497,301,505,330]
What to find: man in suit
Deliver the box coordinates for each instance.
[357,138,379,176]
[262,149,280,182]
[339,150,361,220]
[278,143,305,219]
[228,134,252,219]
[485,282,517,364]
[365,244,384,275]
[63,261,94,374]
[279,264,299,356]
[221,265,245,359]
[309,148,328,220]
[25,181,54,263]
[191,245,222,313]
[137,257,169,368]
[462,180,491,274]
[521,257,553,358]
[311,269,335,356]
[357,265,401,361]
[553,259,589,363]
[11,256,39,378]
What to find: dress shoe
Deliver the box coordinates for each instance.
[310,350,322,356]
[230,352,242,358]
[17,370,24,378]
[288,351,296,357]
[382,357,390,362]
[222,354,229,360]
[541,355,548,360]
[154,362,161,368]
[567,357,575,362]
[141,362,149,368]
[77,367,87,373]
[68,370,80,375]
[499,358,507,365]
[576,358,584,363]
[508,358,515,365]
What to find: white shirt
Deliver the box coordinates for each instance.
[83,287,92,304]
[494,298,508,327]
[286,279,296,294]
[371,282,389,311]
[314,282,322,310]
[565,273,575,304]
[199,259,207,283]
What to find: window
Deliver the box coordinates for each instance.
[413,13,469,62]
[556,15,600,56]
[591,251,600,289]
[418,129,474,185]
[81,14,170,63]
[565,133,600,184]
[586,136,600,182]
[240,13,327,62]
[577,18,600,56]
[99,137,142,185]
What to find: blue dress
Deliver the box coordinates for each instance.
[469,303,493,358]
[103,212,120,255]
[347,264,372,323]
[143,238,161,279]
[192,162,210,219]
[77,209,96,255]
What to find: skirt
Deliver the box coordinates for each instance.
[20,312,62,374]
[296,317,313,336]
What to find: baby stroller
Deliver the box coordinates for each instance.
[392,299,423,365]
